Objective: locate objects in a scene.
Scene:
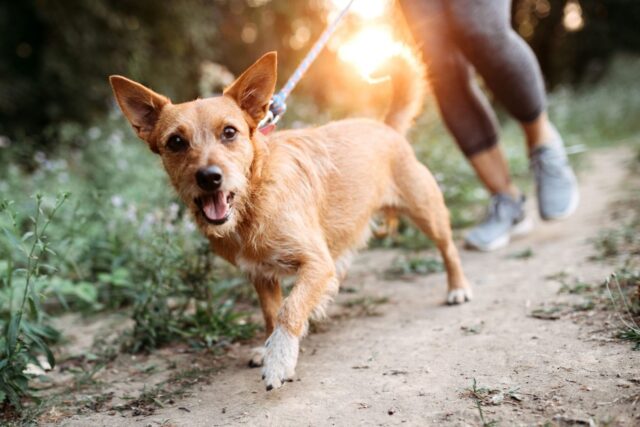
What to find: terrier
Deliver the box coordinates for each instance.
[109,51,471,391]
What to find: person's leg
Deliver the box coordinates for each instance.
[398,0,529,251]
[445,0,546,134]
[470,146,519,198]
[522,111,556,153]
[445,0,579,220]
[397,0,518,199]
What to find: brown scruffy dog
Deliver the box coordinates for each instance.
[109,51,471,391]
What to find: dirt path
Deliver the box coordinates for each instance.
[61,147,639,426]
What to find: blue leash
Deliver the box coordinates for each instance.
[259,0,355,133]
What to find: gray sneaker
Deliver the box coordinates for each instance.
[530,129,579,221]
[465,193,533,252]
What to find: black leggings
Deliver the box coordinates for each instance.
[398,0,546,157]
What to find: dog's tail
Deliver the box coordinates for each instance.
[380,48,427,136]
[373,49,426,239]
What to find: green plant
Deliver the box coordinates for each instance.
[468,379,499,427]
[606,272,640,350]
[0,193,68,410]
[506,248,534,260]
[384,254,443,279]
[122,232,257,353]
[2,119,259,355]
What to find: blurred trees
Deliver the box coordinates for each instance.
[0,0,639,147]
[512,0,640,85]
[0,0,324,146]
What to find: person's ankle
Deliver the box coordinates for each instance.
[528,122,560,155]
[492,186,521,201]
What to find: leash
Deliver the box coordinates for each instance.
[258,0,356,134]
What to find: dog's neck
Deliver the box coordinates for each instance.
[206,131,274,262]
[248,130,270,194]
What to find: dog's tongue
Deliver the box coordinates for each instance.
[202,192,228,221]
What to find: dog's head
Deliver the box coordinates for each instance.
[109,52,277,238]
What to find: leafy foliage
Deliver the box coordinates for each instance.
[0,120,258,412]
[0,0,325,149]
[1,194,67,409]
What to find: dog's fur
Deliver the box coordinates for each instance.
[109,51,471,390]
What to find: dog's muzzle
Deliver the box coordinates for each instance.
[194,166,234,225]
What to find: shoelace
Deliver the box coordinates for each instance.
[531,148,568,179]
[485,194,514,223]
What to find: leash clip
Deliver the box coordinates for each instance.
[258,97,286,134]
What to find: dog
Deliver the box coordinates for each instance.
[109,50,471,391]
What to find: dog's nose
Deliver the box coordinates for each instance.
[196,166,223,191]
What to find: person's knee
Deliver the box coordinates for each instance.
[457,135,498,158]
[423,48,468,86]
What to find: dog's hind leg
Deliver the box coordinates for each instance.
[249,275,283,367]
[395,157,472,305]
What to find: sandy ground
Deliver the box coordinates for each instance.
[58,147,639,426]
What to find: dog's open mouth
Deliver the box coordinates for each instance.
[195,192,235,225]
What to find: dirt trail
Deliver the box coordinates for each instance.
[62,147,639,426]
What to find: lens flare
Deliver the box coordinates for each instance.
[338,26,404,79]
[563,0,584,32]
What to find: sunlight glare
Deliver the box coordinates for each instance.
[338,26,404,79]
[328,0,389,21]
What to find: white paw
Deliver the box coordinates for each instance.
[261,326,299,391]
[248,346,265,368]
[447,287,473,305]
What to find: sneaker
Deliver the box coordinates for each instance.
[465,193,533,252]
[530,127,579,220]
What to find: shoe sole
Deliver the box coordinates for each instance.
[465,217,534,252]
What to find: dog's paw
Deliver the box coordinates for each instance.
[446,287,473,305]
[261,326,299,391]
[248,346,266,368]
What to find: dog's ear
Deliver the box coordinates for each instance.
[223,52,277,129]
[109,75,170,150]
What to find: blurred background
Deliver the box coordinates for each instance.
[1,0,639,148]
[1,0,639,416]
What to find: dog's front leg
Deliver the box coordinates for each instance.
[248,276,282,368]
[261,252,336,391]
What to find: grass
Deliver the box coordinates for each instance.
[340,296,390,317]
[606,272,640,350]
[557,279,597,295]
[546,143,640,350]
[618,328,640,351]
[465,379,526,426]
[523,134,640,348]
[113,366,219,416]
[592,145,640,349]
[470,379,497,427]
[465,378,524,427]
[383,254,443,279]
[0,194,68,411]
[0,119,258,417]
[506,248,534,260]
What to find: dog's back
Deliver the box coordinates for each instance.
[256,51,427,258]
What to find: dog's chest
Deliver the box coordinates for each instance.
[235,252,299,279]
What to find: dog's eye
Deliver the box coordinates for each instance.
[166,135,188,152]
[221,126,238,142]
